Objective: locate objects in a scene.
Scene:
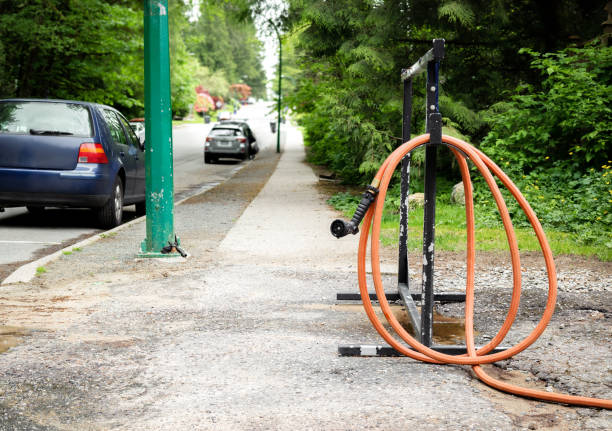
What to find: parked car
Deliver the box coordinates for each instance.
[0,98,146,228]
[204,120,258,163]
[129,118,145,144]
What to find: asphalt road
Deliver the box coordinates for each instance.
[0,102,277,279]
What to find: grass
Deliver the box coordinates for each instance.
[332,194,610,261]
[36,266,46,275]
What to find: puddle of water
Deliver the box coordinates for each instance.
[0,326,29,354]
[332,303,470,345]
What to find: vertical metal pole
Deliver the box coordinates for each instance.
[276,31,282,153]
[397,76,422,338]
[140,0,176,256]
[269,20,282,154]
[398,78,412,285]
[420,60,440,346]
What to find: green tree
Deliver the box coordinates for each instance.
[282,0,607,183]
[185,1,266,99]
[0,0,143,114]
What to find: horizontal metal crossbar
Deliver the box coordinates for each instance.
[338,344,507,357]
[401,48,434,81]
[336,292,466,303]
[401,38,445,81]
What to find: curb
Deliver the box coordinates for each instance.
[0,215,144,286]
[1,163,248,286]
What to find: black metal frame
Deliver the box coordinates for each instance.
[336,39,508,357]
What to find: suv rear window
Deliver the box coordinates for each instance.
[210,128,242,137]
[0,101,93,137]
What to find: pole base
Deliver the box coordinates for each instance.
[136,251,183,259]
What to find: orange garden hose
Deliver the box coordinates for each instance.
[357,134,612,409]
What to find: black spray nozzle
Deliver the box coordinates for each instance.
[330,185,379,239]
[330,219,358,238]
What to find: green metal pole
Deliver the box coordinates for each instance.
[269,20,282,154]
[140,0,176,257]
[276,35,282,154]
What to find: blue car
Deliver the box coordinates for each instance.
[0,99,145,228]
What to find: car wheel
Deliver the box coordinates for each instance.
[96,177,123,228]
[26,206,45,214]
[135,201,146,217]
[204,155,216,164]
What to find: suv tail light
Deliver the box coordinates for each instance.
[78,143,108,164]
[237,137,247,143]
[206,137,213,142]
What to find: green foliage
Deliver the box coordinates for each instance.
[288,0,609,259]
[480,44,612,172]
[438,1,475,28]
[185,1,267,99]
[0,0,143,114]
[285,0,605,185]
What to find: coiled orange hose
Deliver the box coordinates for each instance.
[358,134,612,409]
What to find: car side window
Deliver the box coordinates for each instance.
[116,114,140,148]
[103,109,128,147]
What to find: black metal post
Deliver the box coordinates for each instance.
[420,43,443,347]
[397,76,421,337]
[399,77,412,284]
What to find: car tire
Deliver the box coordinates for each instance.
[26,206,45,214]
[204,154,216,164]
[96,177,123,228]
[135,201,146,217]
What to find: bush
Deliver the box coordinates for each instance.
[480,43,612,173]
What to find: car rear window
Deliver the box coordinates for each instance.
[0,101,93,137]
[210,128,242,137]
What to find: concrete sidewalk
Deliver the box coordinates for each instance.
[0,123,608,430]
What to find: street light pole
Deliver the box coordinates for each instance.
[140,0,177,257]
[269,20,282,154]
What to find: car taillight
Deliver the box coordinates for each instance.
[78,143,108,164]
[237,137,247,143]
[206,137,213,142]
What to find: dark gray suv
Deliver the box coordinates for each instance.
[204,121,258,163]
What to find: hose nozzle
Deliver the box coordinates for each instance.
[330,185,379,239]
[330,219,358,238]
